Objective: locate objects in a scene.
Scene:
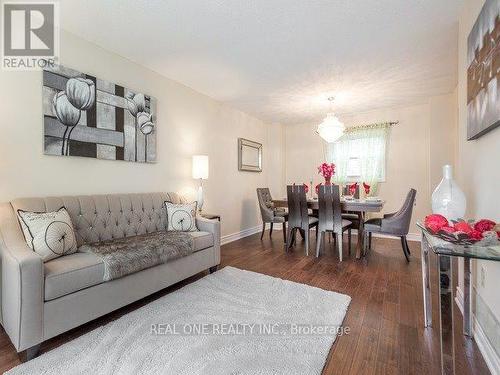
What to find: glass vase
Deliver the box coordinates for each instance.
[431,165,466,221]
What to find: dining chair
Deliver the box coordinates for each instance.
[256,188,288,242]
[286,185,318,255]
[316,185,353,261]
[342,184,360,198]
[341,184,360,229]
[363,188,417,261]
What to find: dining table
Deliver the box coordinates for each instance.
[272,197,385,258]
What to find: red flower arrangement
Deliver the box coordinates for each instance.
[363,182,371,195]
[317,163,335,183]
[348,182,358,196]
[424,214,499,245]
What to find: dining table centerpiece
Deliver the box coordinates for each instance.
[348,182,358,196]
[423,214,500,246]
[363,182,371,195]
[315,162,336,194]
[317,162,335,184]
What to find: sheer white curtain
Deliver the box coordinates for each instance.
[325,123,392,194]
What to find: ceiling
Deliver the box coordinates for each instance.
[60,0,462,125]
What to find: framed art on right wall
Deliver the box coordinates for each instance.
[467,0,500,140]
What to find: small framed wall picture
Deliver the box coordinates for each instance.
[238,138,262,172]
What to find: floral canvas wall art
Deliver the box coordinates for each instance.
[467,0,500,140]
[43,65,157,162]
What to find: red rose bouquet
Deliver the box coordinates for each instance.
[424,214,499,245]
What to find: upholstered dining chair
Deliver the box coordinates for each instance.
[256,188,288,242]
[286,185,318,255]
[316,185,353,261]
[363,188,417,262]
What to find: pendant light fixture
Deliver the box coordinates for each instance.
[316,97,345,143]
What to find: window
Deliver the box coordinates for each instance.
[346,157,362,179]
[325,125,391,186]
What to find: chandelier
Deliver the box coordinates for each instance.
[316,97,345,143]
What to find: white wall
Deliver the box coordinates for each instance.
[285,94,457,235]
[0,30,285,238]
[429,90,458,188]
[457,0,500,364]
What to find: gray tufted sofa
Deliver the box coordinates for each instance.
[0,192,220,359]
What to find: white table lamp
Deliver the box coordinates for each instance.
[192,155,209,212]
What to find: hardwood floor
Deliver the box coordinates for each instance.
[0,230,490,374]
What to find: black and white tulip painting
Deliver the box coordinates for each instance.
[43,65,157,163]
[466,0,500,140]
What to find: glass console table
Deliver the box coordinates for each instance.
[417,222,500,375]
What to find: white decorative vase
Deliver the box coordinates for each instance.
[431,165,466,221]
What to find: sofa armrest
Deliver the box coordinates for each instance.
[2,245,44,351]
[196,216,221,266]
[0,203,44,352]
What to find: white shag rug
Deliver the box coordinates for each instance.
[7,266,351,375]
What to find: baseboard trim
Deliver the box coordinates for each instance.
[455,287,500,375]
[349,229,421,242]
[221,223,287,245]
[221,225,262,245]
[370,231,421,242]
[221,223,420,246]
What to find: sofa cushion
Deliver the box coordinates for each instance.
[165,202,198,232]
[17,207,78,262]
[44,252,104,301]
[190,231,214,252]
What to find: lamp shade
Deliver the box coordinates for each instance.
[192,155,209,179]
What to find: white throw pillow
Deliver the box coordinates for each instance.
[17,207,78,262]
[164,201,198,232]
